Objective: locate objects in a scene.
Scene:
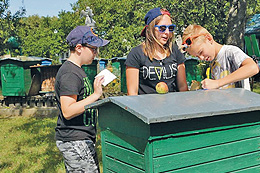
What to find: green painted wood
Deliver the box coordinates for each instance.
[245,36,254,56]
[98,103,150,152]
[149,111,260,140]
[1,64,27,96]
[144,142,154,173]
[101,129,108,172]
[231,164,260,173]
[169,151,260,173]
[94,89,260,173]
[251,34,260,57]
[153,123,260,157]
[102,130,146,153]
[118,58,126,93]
[105,142,145,170]
[245,34,260,57]
[153,137,260,172]
[105,157,144,173]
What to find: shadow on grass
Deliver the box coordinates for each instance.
[9,116,64,172]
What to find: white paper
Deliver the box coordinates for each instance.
[95,69,117,86]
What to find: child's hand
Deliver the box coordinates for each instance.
[201,79,220,89]
[93,75,104,97]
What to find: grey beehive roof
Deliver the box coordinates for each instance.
[85,88,260,124]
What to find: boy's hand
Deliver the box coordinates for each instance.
[93,75,104,98]
[201,79,220,89]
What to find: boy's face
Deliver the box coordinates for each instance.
[186,38,215,61]
[81,44,98,64]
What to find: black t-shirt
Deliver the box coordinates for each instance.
[54,60,97,142]
[125,43,185,94]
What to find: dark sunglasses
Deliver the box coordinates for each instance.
[155,24,176,33]
[82,44,98,54]
[182,33,207,51]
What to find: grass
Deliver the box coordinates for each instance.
[0,116,65,172]
[0,115,104,173]
[253,81,260,94]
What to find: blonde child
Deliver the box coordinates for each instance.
[182,24,259,90]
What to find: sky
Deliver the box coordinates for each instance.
[9,0,78,17]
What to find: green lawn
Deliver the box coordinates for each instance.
[0,116,65,172]
[0,115,103,173]
[253,81,260,94]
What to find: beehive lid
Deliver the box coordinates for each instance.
[85,88,260,124]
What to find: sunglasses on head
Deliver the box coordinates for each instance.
[155,24,176,33]
[182,33,207,51]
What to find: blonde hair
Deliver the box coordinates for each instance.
[182,24,212,45]
[142,9,174,61]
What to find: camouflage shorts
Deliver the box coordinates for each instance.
[56,140,100,173]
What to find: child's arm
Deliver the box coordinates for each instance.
[177,63,188,91]
[201,58,259,89]
[60,76,104,120]
[126,66,139,95]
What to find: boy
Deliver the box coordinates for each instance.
[54,25,109,172]
[182,24,259,90]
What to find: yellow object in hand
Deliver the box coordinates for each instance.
[206,67,210,79]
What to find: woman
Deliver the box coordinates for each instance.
[125,7,188,95]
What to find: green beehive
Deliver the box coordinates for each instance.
[86,88,260,172]
[118,57,127,93]
[0,58,42,96]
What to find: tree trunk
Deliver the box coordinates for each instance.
[225,0,247,50]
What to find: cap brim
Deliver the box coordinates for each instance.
[140,26,147,37]
[88,38,110,47]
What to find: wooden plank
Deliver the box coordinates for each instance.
[251,34,260,57]
[231,164,260,173]
[105,142,145,170]
[168,151,260,173]
[153,124,260,157]
[101,130,108,172]
[101,130,147,153]
[99,104,150,140]
[245,35,254,56]
[105,156,144,173]
[153,137,260,172]
[150,111,260,140]
[144,142,154,173]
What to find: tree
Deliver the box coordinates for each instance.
[0,0,25,56]
[225,0,247,49]
[73,0,233,58]
[17,11,81,62]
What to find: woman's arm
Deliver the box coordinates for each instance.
[126,66,139,95]
[177,63,188,91]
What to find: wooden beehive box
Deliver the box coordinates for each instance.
[85,88,260,173]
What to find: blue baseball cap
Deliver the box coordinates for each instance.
[141,8,171,37]
[66,25,109,47]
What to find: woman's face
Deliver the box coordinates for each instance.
[154,15,173,45]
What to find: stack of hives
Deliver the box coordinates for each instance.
[41,66,59,92]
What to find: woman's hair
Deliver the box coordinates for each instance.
[142,9,174,61]
[182,24,212,45]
